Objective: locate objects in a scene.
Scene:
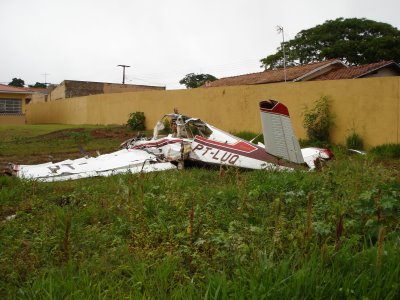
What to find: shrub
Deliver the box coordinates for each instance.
[346,132,364,150]
[127,112,146,131]
[302,96,334,143]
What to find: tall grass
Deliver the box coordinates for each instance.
[346,131,364,150]
[369,143,400,159]
[1,155,400,299]
[1,125,400,299]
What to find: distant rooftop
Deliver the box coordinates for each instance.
[0,84,31,94]
[312,61,400,80]
[204,59,400,87]
[61,79,165,89]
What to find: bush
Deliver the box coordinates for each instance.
[302,96,334,143]
[346,132,364,150]
[127,112,146,131]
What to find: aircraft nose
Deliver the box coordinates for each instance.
[320,148,334,160]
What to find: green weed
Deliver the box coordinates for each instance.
[0,126,400,299]
[346,131,364,150]
[302,95,335,144]
[369,143,400,159]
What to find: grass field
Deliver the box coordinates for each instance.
[1,125,399,299]
[0,124,135,165]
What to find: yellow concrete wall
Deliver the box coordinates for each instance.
[26,77,400,148]
[49,83,66,101]
[27,97,88,124]
[0,115,25,125]
[30,93,47,103]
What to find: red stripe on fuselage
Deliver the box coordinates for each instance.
[194,136,257,153]
[193,137,301,168]
[194,136,275,161]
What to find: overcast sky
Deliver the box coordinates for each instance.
[1,0,399,89]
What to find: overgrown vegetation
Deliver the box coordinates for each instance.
[302,96,335,145]
[1,126,400,299]
[127,112,146,131]
[346,131,364,150]
[369,143,400,159]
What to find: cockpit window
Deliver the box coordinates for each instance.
[187,122,212,138]
[154,114,212,139]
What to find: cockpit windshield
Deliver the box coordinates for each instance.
[153,114,212,139]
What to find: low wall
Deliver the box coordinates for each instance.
[0,114,26,125]
[26,77,400,148]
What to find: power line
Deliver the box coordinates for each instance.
[1,58,263,89]
[126,75,165,87]
[131,58,261,79]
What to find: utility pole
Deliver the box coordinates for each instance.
[117,65,130,84]
[276,26,287,82]
[41,73,50,86]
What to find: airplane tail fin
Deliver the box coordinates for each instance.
[259,100,304,164]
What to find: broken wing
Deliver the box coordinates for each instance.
[11,149,176,182]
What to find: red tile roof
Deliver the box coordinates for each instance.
[204,59,400,87]
[23,87,48,94]
[205,59,345,87]
[0,84,48,95]
[0,84,30,94]
[311,61,400,80]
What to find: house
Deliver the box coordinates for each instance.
[45,80,166,101]
[204,60,400,87]
[0,84,32,124]
[0,84,50,124]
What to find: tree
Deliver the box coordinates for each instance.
[260,18,400,69]
[179,73,218,89]
[8,78,25,87]
[28,82,47,88]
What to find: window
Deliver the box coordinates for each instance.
[0,98,22,114]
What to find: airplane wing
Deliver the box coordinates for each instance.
[11,149,177,182]
[259,100,305,164]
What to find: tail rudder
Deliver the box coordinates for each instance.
[259,100,304,164]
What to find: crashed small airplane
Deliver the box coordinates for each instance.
[6,100,333,182]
